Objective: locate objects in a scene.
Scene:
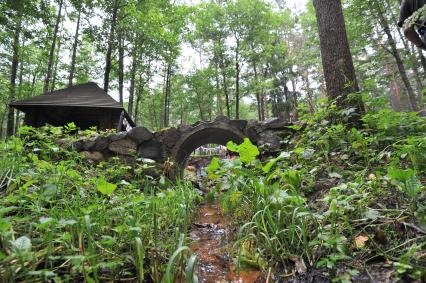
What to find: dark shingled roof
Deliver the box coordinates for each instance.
[10,82,123,109]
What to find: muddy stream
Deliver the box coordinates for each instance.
[188,201,261,283]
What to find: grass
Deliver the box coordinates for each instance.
[210,107,426,282]
[0,126,201,282]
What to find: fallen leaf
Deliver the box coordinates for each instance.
[289,256,307,274]
[355,235,369,249]
[328,172,342,179]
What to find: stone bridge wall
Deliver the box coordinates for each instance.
[71,116,298,176]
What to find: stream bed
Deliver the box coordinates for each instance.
[189,202,261,283]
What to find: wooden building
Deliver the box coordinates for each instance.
[10,82,135,131]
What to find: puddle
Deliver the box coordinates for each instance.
[189,203,261,283]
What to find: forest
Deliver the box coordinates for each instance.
[0,0,425,282]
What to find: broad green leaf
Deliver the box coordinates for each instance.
[96,178,117,196]
[236,138,260,164]
[207,157,221,179]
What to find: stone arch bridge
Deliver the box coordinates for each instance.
[74,116,297,178]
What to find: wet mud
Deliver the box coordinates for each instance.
[189,202,261,283]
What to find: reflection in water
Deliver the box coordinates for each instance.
[189,203,261,283]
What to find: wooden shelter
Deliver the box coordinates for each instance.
[10,82,135,131]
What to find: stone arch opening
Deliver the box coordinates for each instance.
[170,126,245,178]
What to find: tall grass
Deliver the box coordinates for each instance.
[0,126,200,282]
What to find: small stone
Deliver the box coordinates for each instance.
[81,151,104,162]
[137,140,164,161]
[127,127,153,144]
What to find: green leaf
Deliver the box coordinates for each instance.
[0,218,11,232]
[96,178,117,196]
[207,157,221,179]
[387,167,415,183]
[230,138,260,164]
[226,141,238,152]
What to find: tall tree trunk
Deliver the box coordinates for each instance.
[385,64,402,112]
[253,61,262,121]
[164,64,172,127]
[44,0,63,94]
[234,37,240,119]
[7,16,22,136]
[0,114,4,139]
[134,75,144,125]
[291,78,299,121]
[118,33,124,104]
[68,9,81,87]
[214,60,223,116]
[376,3,418,111]
[418,48,426,74]
[219,54,230,118]
[103,0,119,92]
[51,34,62,92]
[15,50,25,134]
[196,92,205,121]
[128,53,137,118]
[313,0,364,125]
[261,66,269,120]
[303,70,315,114]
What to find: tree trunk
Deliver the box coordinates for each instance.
[303,70,315,113]
[134,75,144,125]
[313,0,364,124]
[128,53,137,118]
[118,33,124,104]
[219,54,230,118]
[417,48,426,75]
[103,0,119,92]
[376,3,418,111]
[291,78,299,121]
[15,50,25,134]
[68,9,81,87]
[44,0,64,94]
[253,61,262,121]
[214,60,223,116]
[261,66,268,120]
[7,16,22,136]
[165,64,172,126]
[51,34,62,92]
[385,64,402,112]
[234,37,240,119]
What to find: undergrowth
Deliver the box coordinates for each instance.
[208,103,426,282]
[0,126,200,282]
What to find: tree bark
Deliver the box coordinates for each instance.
[376,3,418,111]
[385,64,402,112]
[44,0,63,94]
[68,9,81,87]
[103,0,119,92]
[219,54,230,118]
[128,53,137,118]
[118,33,124,104]
[313,0,364,124]
[15,49,25,134]
[418,48,426,75]
[134,75,144,125]
[303,70,315,114]
[7,16,22,136]
[214,60,223,116]
[253,61,262,121]
[234,37,240,119]
[51,34,62,92]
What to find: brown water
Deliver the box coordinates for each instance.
[189,203,261,283]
